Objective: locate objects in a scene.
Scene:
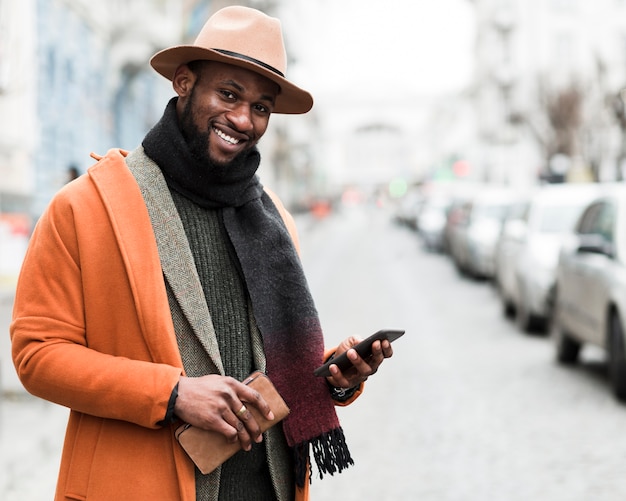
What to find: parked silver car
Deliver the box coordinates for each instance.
[494,197,531,315]
[416,195,452,252]
[552,184,626,401]
[494,183,605,333]
[394,189,423,231]
[448,187,515,279]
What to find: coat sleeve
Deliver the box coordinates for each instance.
[10,171,181,429]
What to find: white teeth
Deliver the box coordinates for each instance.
[214,128,239,145]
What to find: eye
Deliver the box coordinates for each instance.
[219,90,236,100]
[254,103,271,115]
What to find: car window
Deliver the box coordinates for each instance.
[538,204,589,232]
[591,202,615,243]
[577,201,614,242]
[576,203,600,234]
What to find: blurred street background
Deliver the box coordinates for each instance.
[5,0,626,500]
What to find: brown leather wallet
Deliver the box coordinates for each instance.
[174,371,290,474]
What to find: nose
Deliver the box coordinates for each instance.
[225,104,254,133]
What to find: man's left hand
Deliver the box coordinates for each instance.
[325,336,393,390]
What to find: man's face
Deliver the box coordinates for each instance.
[176,61,279,167]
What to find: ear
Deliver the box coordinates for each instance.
[172,64,196,98]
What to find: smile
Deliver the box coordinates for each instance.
[213,127,240,145]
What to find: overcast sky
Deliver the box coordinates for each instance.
[292,0,476,98]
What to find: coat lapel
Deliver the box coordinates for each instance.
[88,149,182,366]
[125,147,224,375]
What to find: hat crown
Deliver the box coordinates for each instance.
[195,6,287,76]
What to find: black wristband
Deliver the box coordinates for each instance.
[326,378,358,402]
[324,353,359,401]
[158,382,179,426]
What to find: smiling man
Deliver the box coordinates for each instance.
[176,61,278,167]
[10,6,393,501]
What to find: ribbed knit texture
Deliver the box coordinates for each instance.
[171,190,276,501]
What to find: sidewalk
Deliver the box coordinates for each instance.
[1,290,24,394]
[0,393,68,500]
[1,286,67,500]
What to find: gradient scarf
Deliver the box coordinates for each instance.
[142,98,353,486]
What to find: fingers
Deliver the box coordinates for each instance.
[223,402,262,451]
[239,379,274,422]
[175,375,271,451]
[235,404,248,420]
[370,339,394,364]
[327,339,394,389]
[223,385,275,450]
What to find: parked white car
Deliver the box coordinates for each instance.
[552,184,626,401]
[449,187,516,279]
[494,183,605,333]
[494,197,530,314]
[416,195,452,252]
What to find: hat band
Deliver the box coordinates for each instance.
[213,48,285,78]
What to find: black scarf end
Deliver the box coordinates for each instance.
[293,427,354,488]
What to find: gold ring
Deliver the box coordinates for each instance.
[236,405,247,418]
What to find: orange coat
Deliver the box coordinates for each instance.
[11,149,360,501]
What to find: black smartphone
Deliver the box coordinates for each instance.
[313,329,405,377]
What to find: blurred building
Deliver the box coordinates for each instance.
[0,0,37,216]
[273,0,481,205]
[0,0,182,218]
[0,0,38,287]
[0,0,181,286]
[468,0,626,187]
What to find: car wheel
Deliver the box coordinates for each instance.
[553,315,581,364]
[544,285,556,334]
[494,277,514,318]
[516,289,539,333]
[552,288,581,364]
[502,297,515,319]
[608,314,626,402]
[455,255,469,277]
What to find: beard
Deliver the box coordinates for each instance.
[178,89,248,172]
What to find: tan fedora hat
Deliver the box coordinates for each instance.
[150,6,313,115]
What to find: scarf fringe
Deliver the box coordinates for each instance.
[293,427,354,487]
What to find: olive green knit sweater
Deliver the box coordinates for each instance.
[170,190,277,501]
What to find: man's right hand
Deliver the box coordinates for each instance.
[174,375,275,451]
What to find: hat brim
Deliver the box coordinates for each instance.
[150,46,313,115]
